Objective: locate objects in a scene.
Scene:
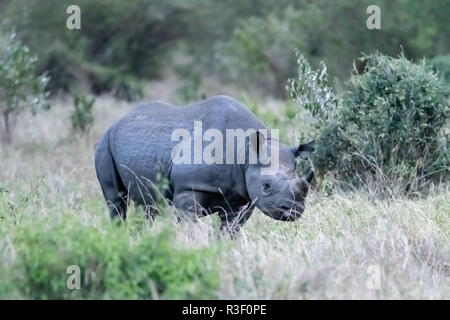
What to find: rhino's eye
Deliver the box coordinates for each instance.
[261,182,272,194]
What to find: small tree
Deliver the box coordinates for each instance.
[0,32,49,144]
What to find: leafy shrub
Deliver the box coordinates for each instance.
[70,92,95,133]
[337,53,449,192]
[0,198,219,299]
[0,32,49,144]
[290,52,449,194]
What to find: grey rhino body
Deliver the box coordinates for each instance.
[95,95,314,233]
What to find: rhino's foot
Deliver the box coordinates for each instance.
[109,203,127,222]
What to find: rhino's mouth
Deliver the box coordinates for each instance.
[282,202,304,219]
[261,203,304,221]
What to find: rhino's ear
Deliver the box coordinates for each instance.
[292,140,315,159]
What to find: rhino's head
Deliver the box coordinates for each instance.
[245,136,315,221]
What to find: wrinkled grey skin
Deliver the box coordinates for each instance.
[95,95,314,234]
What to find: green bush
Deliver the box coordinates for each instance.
[0,196,219,299]
[70,92,95,133]
[291,52,449,194]
[338,53,449,191]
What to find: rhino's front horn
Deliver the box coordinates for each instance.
[305,170,314,184]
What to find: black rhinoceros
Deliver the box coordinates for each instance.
[95,95,314,234]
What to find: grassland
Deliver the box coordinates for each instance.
[0,95,449,299]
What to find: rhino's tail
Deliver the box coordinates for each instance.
[94,128,128,220]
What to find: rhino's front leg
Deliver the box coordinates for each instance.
[219,204,254,236]
[172,191,209,220]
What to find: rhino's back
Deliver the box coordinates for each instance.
[110,95,265,160]
[107,95,266,202]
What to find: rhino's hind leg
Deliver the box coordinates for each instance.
[102,179,128,221]
[107,194,128,221]
[95,134,128,221]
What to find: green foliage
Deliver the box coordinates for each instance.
[295,52,450,193]
[0,194,219,299]
[341,53,449,190]
[0,32,49,144]
[70,92,95,133]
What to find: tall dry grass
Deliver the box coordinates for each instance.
[0,95,448,299]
